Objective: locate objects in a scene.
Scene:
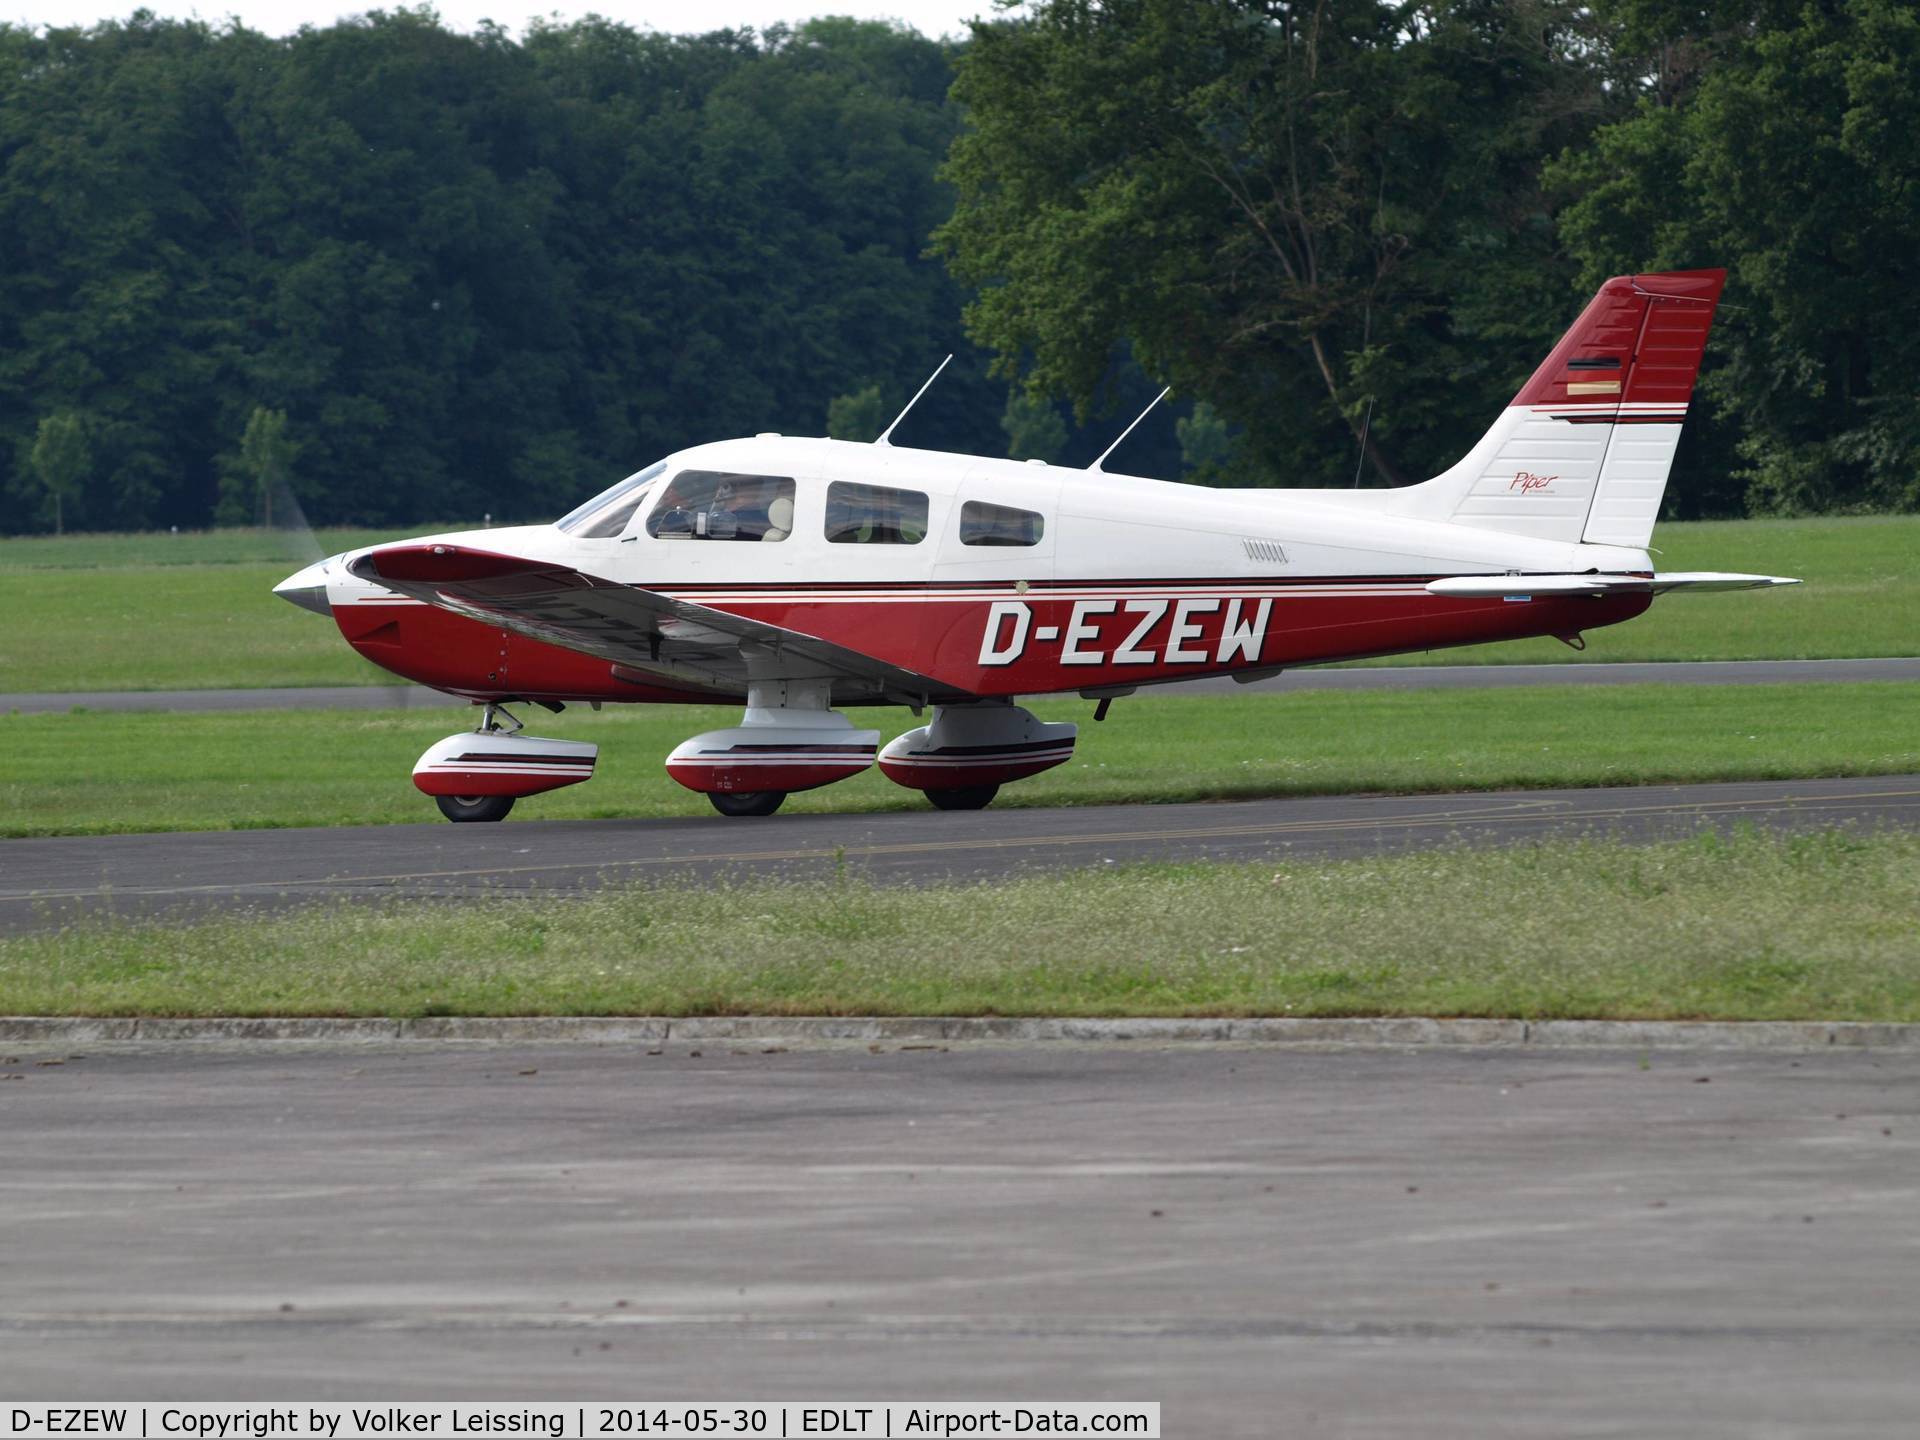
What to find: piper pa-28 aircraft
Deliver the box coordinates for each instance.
[275,267,1795,821]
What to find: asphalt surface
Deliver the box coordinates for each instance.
[3,1041,1916,1433]
[5,656,1916,713]
[2,681,453,713]
[5,773,1918,932]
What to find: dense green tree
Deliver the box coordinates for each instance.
[0,13,1009,532]
[28,410,89,533]
[938,0,1629,488]
[827,385,890,442]
[0,16,241,529]
[1000,389,1069,463]
[1,3,1912,532]
[217,406,294,525]
[1175,400,1239,483]
[1552,0,1920,515]
[517,14,1001,497]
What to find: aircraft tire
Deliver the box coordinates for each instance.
[436,793,516,823]
[924,784,999,812]
[708,790,787,817]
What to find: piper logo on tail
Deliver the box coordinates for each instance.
[1510,471,1556,494]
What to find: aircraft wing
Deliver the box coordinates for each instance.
[346,543,964,703]
[1426,572,1800,599]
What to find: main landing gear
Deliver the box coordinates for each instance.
[666,688,1079,818]
[878,704,1076,812]
[436,792,517,823]
[923,784,1000,812]
[706,790,789,818]
[664,679,879,820]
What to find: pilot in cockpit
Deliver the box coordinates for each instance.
[711,478,753,536]
[650,472,793,542]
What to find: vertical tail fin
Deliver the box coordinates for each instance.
[1395,268,1725,548]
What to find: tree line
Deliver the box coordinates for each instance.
[940,0,1920,517]
[2,1,1913,535]
[0,11,1046,533]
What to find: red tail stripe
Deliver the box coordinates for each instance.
[1511,269,1724,409]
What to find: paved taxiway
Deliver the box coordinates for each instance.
[4,1041,1916,1433]
[5,773,1918,932]
[5,655,1916,713]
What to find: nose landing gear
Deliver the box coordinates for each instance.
[413,702,600,823]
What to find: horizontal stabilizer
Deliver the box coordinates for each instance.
[1426,572,1799,599]
[1643,571,1802,594]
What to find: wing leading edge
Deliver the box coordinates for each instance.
[346,543,964,704]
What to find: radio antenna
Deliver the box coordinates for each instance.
[1351,397,1375,487]
[875,354,953,446]
[1088,385,1170,472]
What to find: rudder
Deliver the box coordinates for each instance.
[1394,269,1725,549]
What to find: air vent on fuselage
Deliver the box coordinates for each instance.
[1243,539,1288,565]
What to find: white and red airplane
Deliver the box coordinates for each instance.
[275,266,1794,821]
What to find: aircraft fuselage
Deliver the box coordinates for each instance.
[298,437,1653,706]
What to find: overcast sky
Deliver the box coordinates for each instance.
[12,0,995,40]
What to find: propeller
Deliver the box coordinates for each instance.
[268,473,325,568]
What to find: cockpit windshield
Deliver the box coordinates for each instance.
[554,460,669,537]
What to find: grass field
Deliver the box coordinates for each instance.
[4,828,1915,1020]
[2,682,1913,838]
[0,515,1913,693]
[0,524,430,693]
[0,525,454,570]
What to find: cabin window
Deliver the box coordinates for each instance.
[824,481,929,545]
[960,500,1045,547]
[647,471,797,542]
[555,460,667,537]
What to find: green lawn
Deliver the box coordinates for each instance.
[0,564,403,693]
[0,515,1912,693]
[0,524,445,692]
[6,828,1916,1021]
[0,524,474,570]
[2,682,1913,838]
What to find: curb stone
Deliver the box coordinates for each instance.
[0,1017,143,1043]
[1226,1017,1528,1046]
[131,1016,403,1042]
[670,1016,937,1042]
[1,1015,1917,1049]
[1525,1020,1834,1049]
[406,1016,671,1042]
